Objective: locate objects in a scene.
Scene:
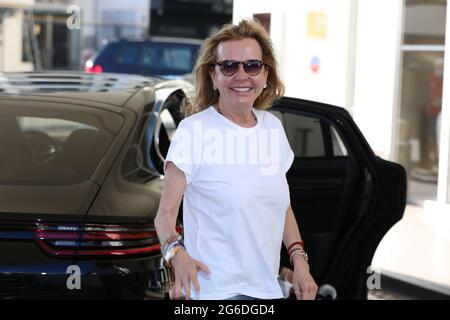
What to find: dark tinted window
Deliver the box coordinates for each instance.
[285,113,325,157]
[122,98,182,183]
[330,126,348,156]
[117,44,141,65]
[271,111,347,158]
[121,112,156,183]
[154,107,177,158]
[142,43,199,74]
[0,104,123,185]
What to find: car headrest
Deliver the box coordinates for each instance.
[0,116,34,162]
[60,129,110,175]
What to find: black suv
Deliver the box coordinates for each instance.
[0,72,406,299]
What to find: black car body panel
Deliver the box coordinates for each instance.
[0,73,187,299]
[0,182,98,216]
[273,98,406,299]
[0,239,77,298]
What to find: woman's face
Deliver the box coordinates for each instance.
[210,38,268,110]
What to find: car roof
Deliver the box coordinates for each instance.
[0,72,161,108]
[110,36,203,46]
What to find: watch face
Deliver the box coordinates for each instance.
[164,246,175,262]
[164,244,183,267]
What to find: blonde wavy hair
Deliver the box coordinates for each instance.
[182,19,285,117]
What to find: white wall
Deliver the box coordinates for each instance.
[1,10,34,71]
[0,0,33,8]
[0,0,34,71]
[352,0,404,160]
[233,0,355,108]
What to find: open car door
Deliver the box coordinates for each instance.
[272,97,407,299]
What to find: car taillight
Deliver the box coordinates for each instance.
[35,223,182,258]
[84,61,103,73]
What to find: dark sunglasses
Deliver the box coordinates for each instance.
[214,59,265,76]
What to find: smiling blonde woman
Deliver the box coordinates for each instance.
[154,19,318,301]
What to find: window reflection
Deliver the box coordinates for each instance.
[397,0,446,205]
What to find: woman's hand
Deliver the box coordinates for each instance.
[291,256,318,300]
[169,247,211,300]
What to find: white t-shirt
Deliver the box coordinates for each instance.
[164,105,294,300]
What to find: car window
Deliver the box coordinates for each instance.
[284,113,325,157]
[122,100,180,183]
[271,111,348,158]
[122,111,155,183]
[148,105,178,175]
[155,108,177,155]
[18,117,94,142]
[0,104,123,185]
[116,44,141,65]
[331,126,348,156]
[141,43,198,74]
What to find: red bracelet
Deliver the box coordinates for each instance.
[287,240,305,255]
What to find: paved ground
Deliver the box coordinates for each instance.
[371,203,450,299]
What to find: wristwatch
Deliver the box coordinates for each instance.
[163,240,185,268]
[161,234,182,255]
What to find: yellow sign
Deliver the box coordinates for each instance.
[307,12,328,38]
